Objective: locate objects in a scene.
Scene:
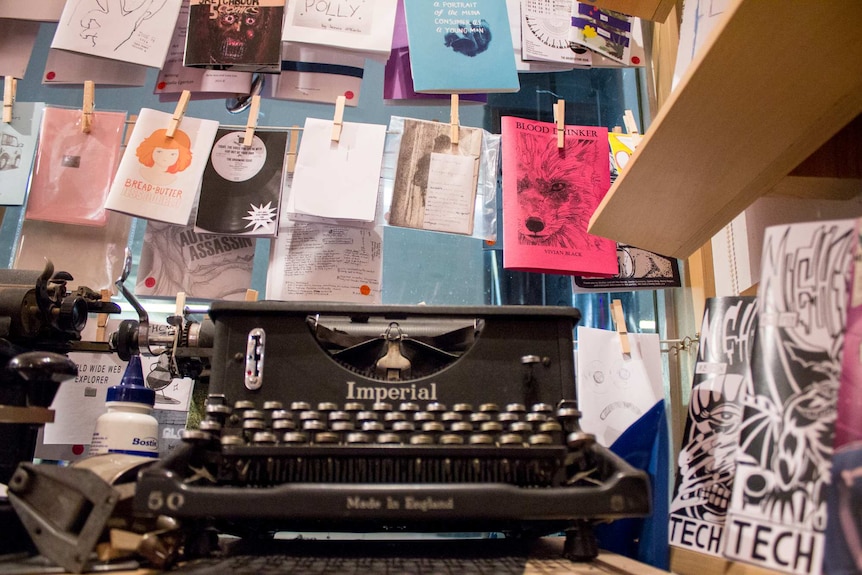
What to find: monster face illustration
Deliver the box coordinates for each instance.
[672,373,746,521]
[186,2,280,68]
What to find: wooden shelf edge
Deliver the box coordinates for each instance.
[671,547,785,575]
[588,0,862,260]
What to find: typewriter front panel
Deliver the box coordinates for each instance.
[207,303,580,410]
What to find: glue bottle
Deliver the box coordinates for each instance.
[89,355,159,458]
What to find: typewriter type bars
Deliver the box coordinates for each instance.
[134,304,650,558]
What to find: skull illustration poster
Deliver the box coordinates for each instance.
[723,219,858,574]
[669,296,757,557]
[500,116,617,276]
[185,0,284,72]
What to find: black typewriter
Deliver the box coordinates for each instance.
[132,303,651,560]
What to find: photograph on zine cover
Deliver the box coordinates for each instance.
[389,119,482,235]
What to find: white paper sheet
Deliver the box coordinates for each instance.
[51,0,182,69]
[291,117,386,222]
[0,19,40,78]
[576,326,663,446]
[422,152,478,235]
[42,48,149,86]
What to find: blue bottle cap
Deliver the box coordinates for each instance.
[107,355,155,406]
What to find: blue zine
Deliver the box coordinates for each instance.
[403,0,520,93]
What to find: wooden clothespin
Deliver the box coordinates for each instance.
[81,80,95,133]
[554,99,565,149]
[166,90,191,138]
[331,95,346,142]
[170,292,186,374]
[623,109,640,137]
[95,289,112,343]
[450,94,460,145]
[243,95,261,147]
[287,125,299,174]
[611,299,631,355]
[244,289,259,302]
[2,77,16,124]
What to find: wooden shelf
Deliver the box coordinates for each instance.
[588,0,862,260]
[582,0,676,22]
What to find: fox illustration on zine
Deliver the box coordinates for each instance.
[514,133,607,250]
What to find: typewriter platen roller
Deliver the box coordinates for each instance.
[134,303,651,560]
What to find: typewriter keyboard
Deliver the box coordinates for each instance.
[186,395,596,488]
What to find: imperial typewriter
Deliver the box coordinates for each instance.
[127,302,651,561]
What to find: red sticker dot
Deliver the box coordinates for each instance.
[72,445,85,455]
[485,239,496,247]
[157,81,167,90]
[46,71,56,80]
[145,277,156,288]
[360,285,371,296]
[631,56,641,65]
[344,90,355,100]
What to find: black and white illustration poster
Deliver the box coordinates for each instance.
[669,296,757,556]
[724,219,857,575]
[194,129,286,237]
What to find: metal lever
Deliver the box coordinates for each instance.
[114,248,151,356]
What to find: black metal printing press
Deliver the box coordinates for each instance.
[130,302,651,563]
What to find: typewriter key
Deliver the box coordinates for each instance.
[357,410,378,423]
[479,403,500,414]
[372,401,393,412]
[399,402,420,413]
[453,403,473,414]
[346,432,371,444]
[505,403,527,414]
[426,402,447,413]
[510,421,533,434]
[499,433,524,446]
[314,432,339,444]
[361,421,385,432]
[528,433,554,446]
[468,433,494,445]
[531,403,554,415]
[317,401,339,412]
[409,433,434,445]
[392,420,415,432]
[377,433,401,444]
[272,419,297,432]
[252,431,278,445]
[344,402,365,412]
[221,434,244,446]
[262,401,284,411]
[328,410,351,423]
[282,432,307,444]
[331,420,355,432]
[440,433,464,445]
[290,401,311,411]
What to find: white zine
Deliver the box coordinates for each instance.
[291,117,386,223]
[423,153,479,235]
[51,0,182,69]
[575,326,663,447]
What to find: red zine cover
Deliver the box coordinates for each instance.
[501,116,617,276]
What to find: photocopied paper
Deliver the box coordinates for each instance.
[575,326,663,447]
[105,108,219,225]
[0,102,44,206]
[0,0,66,21]
[51,0,182,69]
[42,48,149,86]
[0,19,40,78]
[291,117,386,223]
[135,220,256,301]
[268,194,383,304]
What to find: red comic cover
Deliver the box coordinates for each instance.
[501,116,617,276]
